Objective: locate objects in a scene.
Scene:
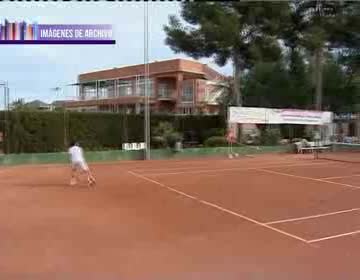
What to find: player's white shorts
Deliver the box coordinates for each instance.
[71,160,89,171]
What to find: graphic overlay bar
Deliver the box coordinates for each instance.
[0,20,115,45]
[0,40,115,45]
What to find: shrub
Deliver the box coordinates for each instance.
[260,127,281,146]
[151,136,167,149]
[201,128,225,140]
[204,136,228,147]
[152,121,174,138]
[166,132,182,149]
[241,133,260,145]
[153,122,182,149]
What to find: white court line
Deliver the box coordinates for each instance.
[320,174,360,180]
[266,208,360,225]
[244,154,256,158]
[133,165,221,173]
[131,157,291,173]
[308,230,360,243]
[131,158,259,172]
[257,168,360,190]
[128,171,310,245]
[145,161,338,176]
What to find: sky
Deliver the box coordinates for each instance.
[0,2,232,105]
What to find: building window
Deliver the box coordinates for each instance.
[117,80,133,96]
[135,77,154,97]
[98,80,115,99]
[158,83,172,98]
[181,83,194,103]
[82,82,97,100]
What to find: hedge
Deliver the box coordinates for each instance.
[0,111,225,153]
[204,136,228,147]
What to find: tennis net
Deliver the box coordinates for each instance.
[316,143,360,163]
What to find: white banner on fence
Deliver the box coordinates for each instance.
[229,107,267,124]
[229,107,333,125]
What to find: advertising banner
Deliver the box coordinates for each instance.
[229,107,268,124]
[229,107,333,125]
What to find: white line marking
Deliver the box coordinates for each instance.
[320,174,360,180]
[133,165,218,173]
[128,171,198,200]
[131,158,258,172]
[316,179,360,189]
[128,171,310,245]
[257,168,360,190]
[308,230,360,243]
[166,188,198,200]
[145,162,338,176]
[133,162,264,173]
[266,208,360,225]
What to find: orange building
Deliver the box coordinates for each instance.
[65,58,228,115]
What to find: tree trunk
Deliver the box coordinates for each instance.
[233,55,242,106]
[232,54,243,142]
[314,47,324,111]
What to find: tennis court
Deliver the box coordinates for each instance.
[0,151,359,279]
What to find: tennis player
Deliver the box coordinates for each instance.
[68,141,96,187]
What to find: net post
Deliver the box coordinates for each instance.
[314,147,319,160]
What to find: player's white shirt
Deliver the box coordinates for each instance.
[68,145,85,163]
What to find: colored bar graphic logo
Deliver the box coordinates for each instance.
[0,19,115,45]
[0,20,38,40]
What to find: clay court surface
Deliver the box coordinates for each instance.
[0,154,359,279]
